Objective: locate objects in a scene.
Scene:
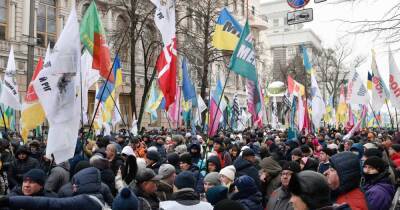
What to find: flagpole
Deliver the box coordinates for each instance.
[80,47,85,129]
[87,26,129,140]
[385,101,395,129]
[369,102,381,129]
[0,106,7,134]
[164,110,173,133]
[177,86,182,129]
[210,70,231,137]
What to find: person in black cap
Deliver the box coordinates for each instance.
[266,161,301,210]
[362,156,395,210]
[130,168,161,210]
[317,148,333,174]
[234,148,260,190]
[179,152,204,193]
[9,168,56,197]
[146,150,163,174]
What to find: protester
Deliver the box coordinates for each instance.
[9,168,57,197]
[106,144,124,175]
[234,148,260,188]
[156,164,176,201]
[112,187,138,210]
[8,146,40,189]
[203,172,221,192]
[259,156,282,202]
[219,165,235,188]
[317,148,332,174]
[231,175,263,210]
[131,168,161,210]
[44,161,70,193]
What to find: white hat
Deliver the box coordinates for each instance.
[219,165,236,181]
[327,143,338,150]
[121,146,134,156]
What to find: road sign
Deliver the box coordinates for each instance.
[287,8,313,25]
[315,0,327,3]
[287,0,310,9]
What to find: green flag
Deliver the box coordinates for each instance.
[228,20,257,82]
[80,1,114,82]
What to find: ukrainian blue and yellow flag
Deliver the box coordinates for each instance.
[212,8,242,51]
[301,45,314,74]
[145,81,164,121]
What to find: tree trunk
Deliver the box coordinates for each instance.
[130,33,137,125]
[200,15,210,129]
[138,68,157,129]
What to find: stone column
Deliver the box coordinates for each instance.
[9,0,16,40]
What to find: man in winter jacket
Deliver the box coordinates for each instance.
[231,175,263,210]
[362,156,395,210]
[234,149,260,188]
[159,171,213,210]
[131,168,161,210]
[8,146,40,189]
[267,161,301,210]
[9,169,57,197]
[44,161,70,193]
[156,164,176,201]
[259,156,282,203]
[325,152,368,210]
[0,167,109,210]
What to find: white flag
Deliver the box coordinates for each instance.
[112,97,122,127]
[193,94,207,125]
[311,74,325,129]
[388,48,400,109]
[0,47,21,110]
[81,50,99,124]
[33,8,81,164]
[349,70,370,105]
[370,50,389,112]
[151,0,176,45]
[131,114,138,136]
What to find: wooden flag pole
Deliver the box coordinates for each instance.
[385,100,395,129]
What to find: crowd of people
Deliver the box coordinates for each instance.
[0,126,397,210]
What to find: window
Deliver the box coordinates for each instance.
[252,6,255,15]
[37,0,56,48]
[224,0,229,6]
[0,0,7,40]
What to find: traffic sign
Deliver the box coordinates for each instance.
[287,8,313,25]
[287,0,310,9]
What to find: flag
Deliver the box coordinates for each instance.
[0,46,21,110]
[80,1,114,82]
[111,97,122,127]
[287,75,305,96]
[131,113,138,136]
[229,20,257,82]
[311,73,326,129]
[212,8,242,51]
[168,84,181,124]
[208,73,227,136]
[81,50,100,124]
[194,94,207,126]
[181,57,196,101]
[103,56,123,123]
[20,46,49,142]
[370,49,389,112]
[301,45,313,74]
[324,95,334,124]
[337,84,347,116]
[388,47,400,109]
[145,81,163,121]
[348,70,370,105]
[246,80,263,127]
[231,94,240,129]
[344,105,368,140]
[93,83,103,133]
[367,71,373,90]
[297,96,305,131]
[33,8,81,164]
[152,0,177,111]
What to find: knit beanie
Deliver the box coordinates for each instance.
[364,156,388,173]
[364,148,383,158]
[179,152,192,165]
[288,171,332,209]
[204,172,221,186]
[206,185,228,205]
[219,165,236,181]
[112,188,138,210]
[259,157,282,176]
[175,171,195,189]
[234,175,258,194]
[214,199,246,210]
[146,150,160,162]
[158,164,175,179]
[281,161,301,173]
[167,153,179,166]
[23,169,46,186]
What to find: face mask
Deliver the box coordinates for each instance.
[363,173,380,182]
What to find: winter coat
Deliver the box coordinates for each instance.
[7,157,39,189]
[44,163,70,193]
[259,157,282,201]
[134,185,161,210]
[156,180,174,201]
[231,190,264,210]
[363,176,395,210]
[109,156,124,175]
[234,157,260,188]
[160,188,213,210]
[214,150,232,168]
[318,162,330,174]
[188,164,204,193]
[100,168,117,195]
[266,187,293,210]
[57,182,114,207]
[6,194,103,210]
[336,188,368,210]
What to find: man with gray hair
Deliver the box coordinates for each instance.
[156,164,176,201]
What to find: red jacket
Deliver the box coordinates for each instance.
[336,188,368,210]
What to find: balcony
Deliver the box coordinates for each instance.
[249,14,268,31]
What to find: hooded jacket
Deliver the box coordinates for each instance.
[362,169,396,210]
[8,147,40,189]
[206,156,222,173]
[259,157,282,201]
[234,157,260,189]
[330,152,368,210]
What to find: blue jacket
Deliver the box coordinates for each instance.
[363,177,395,210]
[234,157,261,188]
[232,191,263,210]
[8,194,102,210]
